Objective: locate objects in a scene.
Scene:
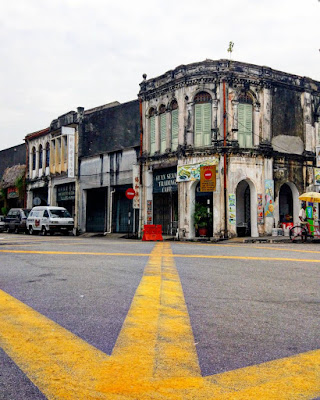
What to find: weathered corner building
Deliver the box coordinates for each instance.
[138,59,320,239]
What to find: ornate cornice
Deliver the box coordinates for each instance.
[139,59,320,101]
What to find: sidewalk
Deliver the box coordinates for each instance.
[79,232,293,244]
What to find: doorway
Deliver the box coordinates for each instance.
[86,188,107,232]
[279,183,293,223]
[236,180,251,237]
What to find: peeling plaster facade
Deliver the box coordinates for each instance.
[139,59,320,239]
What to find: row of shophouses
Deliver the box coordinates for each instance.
[1,59,320,239]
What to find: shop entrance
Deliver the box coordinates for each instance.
[236,180,251,237]
[153,192,178,235]
[194,182,213,237]
[112,185,135,233]
[32,187,48,206]
[153,167,178,235]
[86,188,107,232]
[279,183,293,224]
[56,183,75,216]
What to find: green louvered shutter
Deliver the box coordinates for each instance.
[160,113,166,153]
[195,104,203,147]
[150,116,156,154]
[238,103,252,148]
[203,103,212,146]
[171,109,179,151]
[244,104,253,147]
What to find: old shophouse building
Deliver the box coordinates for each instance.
[25,108,83,233]
[78,100,140,234]
[0,144,26,213]
[139,59,320,239]
[25,127,51,207]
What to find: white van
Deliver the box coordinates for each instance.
[27,206,74,236]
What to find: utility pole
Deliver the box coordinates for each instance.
[223,79,228,239]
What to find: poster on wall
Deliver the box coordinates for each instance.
[200,165,216,192]
[257,193,264,224]
[228,194,236,225]
[177,159,218,182]
[314,168,320,186]
[147,200,153,225]
[264,180,274,218]
[132,165,140,209]
[316,146,320,168]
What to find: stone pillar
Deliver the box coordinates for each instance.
[166,112,171,151]
[35,148,39,178]
[155,113,160,153]
[231,100,238,141]
[186,102,194,146]
[253,103,260,146]
[212,99,219,140]
[263,87,271,142]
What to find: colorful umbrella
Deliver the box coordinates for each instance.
[298,192,320,203]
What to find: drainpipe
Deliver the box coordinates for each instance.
[223,80,228,239]
[105,188,115,234]
[139,97,144,238]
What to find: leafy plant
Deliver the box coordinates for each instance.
[15,175,25,201]
[1,206,8,216]
[193,203,212,229]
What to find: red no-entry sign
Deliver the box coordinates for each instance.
[125,188,136,200]
[204,170,213,180]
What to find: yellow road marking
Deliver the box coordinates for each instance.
[179,241,320,254]
[0,242,319,399]
[1,248,320,264]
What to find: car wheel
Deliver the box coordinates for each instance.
[41,226,47,236]
[29,226,34,235]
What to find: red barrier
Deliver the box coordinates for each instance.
[142,224,163,241]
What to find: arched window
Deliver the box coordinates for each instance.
[171,100,178,151]
[32,147,36,170]
[194,92,212,147]
[238,93,253,148]
[159,104,166,153]
[149,108,156,155]
[45,142,50,168]
[39,144,43,169]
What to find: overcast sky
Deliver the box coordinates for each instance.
[0,0,319,151]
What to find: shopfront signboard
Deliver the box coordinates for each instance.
[153,167,177,194]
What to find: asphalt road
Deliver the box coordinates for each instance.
[0,233,319,399]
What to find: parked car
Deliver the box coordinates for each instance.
[0,215,5,232]
[5,208,31,233]
[27,206,74,236]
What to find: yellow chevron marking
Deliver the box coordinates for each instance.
[0,243,319,399]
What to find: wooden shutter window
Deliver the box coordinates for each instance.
[150,116,156,154]
[195,104,203,147]
[203,103,212,146]
[160,113,166,153]
[195,103,212,147]
[171,109,179,151]
[238,103,253,148]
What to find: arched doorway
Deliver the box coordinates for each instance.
[236,179,258,237]
[279,183,293,224]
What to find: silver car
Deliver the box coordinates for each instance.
[0,215,5,232]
